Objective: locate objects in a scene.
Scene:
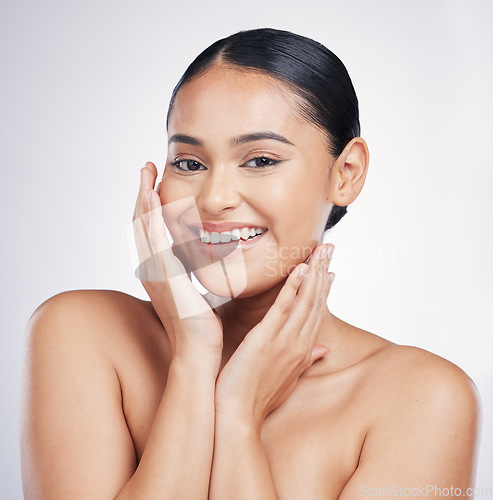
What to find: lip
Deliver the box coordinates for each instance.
[186,225,268,261]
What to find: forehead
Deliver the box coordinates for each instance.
[168,64,313,140]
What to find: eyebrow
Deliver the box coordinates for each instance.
[168,131,295,147]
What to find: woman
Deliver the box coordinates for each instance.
[21,28,481,499]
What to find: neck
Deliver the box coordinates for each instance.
[214,278,339,370]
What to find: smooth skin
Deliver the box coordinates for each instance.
[21,63,481,499]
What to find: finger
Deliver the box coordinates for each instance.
[141,161,158,186]
[133,188,170,282]
[133,162,158,221]
[145,188,192,280]
[322,244,334,274]
[147,188,171,255]
[131,163,160,267]
[131,211,152,274]
[303,243,334,330]
[279,244,325,338]
[297,249,328,342]
[307,344,330,366]
[145,188,212,319]
[304,244,334,341]
[259,263,309,333]
[305,271,332,347]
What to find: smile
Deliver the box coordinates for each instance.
[186,225,268,260]
[197,226,266,244]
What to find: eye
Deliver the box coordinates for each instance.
[170,159,205,172]
[243,156,280,169]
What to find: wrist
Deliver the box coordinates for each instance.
[169,352,221,379]
[215,407,264,436]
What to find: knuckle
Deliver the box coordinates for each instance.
[306,298,316,310]
[289,343,306,362]
[287,278,299,292]
[276,338,292,357]
[295,348,310,367]
[278,302,292,316]
[303,349,312,365]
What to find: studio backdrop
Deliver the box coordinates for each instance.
[1,0,492,497]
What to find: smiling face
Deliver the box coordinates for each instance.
[160,63,334,298]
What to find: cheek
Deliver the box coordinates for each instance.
[259,182,329,278]
[159,176,197,222]
[265,179,326,243]
[159,174,184,206]
[158,180,200,258]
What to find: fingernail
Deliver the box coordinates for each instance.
[298,264,309,277]
[329,273,335,284]
[327,245,335,260]
[321,245,329,259]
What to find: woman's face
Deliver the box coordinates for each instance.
[160,64,334,298]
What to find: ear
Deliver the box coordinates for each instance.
[329,137,369,206]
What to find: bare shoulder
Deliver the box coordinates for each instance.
[369,342,481,413]
[24,289,171,399]
[25,289,168,360]
[331,319,481,413]
[334,330,482,495]
[326,319,481,442]
[28,289,158,333]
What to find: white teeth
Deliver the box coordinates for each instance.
[197,226,266,244]
[199,228,210,243]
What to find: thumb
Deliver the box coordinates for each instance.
[308,344,330,366]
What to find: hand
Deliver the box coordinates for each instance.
[132,162,223,367]
[214,242,335,427]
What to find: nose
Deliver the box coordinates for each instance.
[196,165,242,215]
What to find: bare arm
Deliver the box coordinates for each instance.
[21,292,137,499]
[117,356,217,499]
[211,416,277,499]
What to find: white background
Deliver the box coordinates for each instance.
[1,0,492,497]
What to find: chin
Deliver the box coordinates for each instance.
[193,260,287,301]
[192,260,247,299]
